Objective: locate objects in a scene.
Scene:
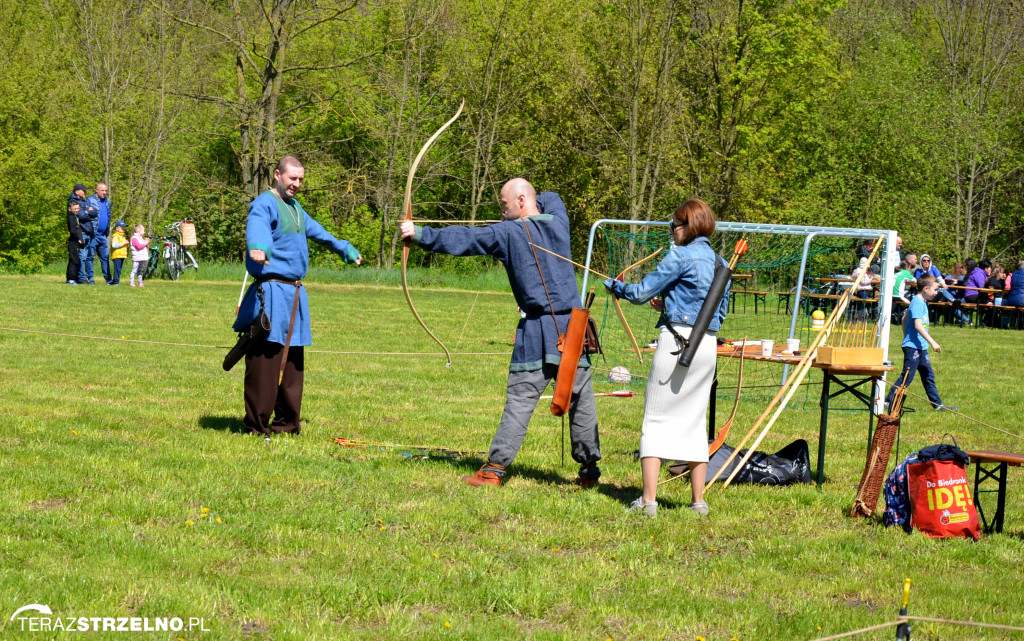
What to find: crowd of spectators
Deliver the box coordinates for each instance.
[868,236,1024,327]
[65,181,130,285]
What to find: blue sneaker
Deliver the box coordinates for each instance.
[66,280,77,285]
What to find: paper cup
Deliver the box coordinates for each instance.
[786,338,800,353]
[760,340,774,357]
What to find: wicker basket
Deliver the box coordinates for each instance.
[180,221,197,247]
[850,414,900,518]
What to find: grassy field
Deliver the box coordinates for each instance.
[1,268,1023,640]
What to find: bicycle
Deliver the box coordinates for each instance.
[143,219,199,281]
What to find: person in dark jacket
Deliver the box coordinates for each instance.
[66,200,84,284]
[69,183,98,283]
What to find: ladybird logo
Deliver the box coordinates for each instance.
[938,509,970,525]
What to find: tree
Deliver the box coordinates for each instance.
[165,0,364,197]
[922,0,1024,259]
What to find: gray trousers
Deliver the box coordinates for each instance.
[489,364,601,469]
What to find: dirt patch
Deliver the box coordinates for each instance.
[29,498,68,511]
[840,594,880,611]
[240,619,268,636]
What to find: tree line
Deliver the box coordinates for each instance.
[1,0,1022,273]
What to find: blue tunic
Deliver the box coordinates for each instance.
[233,190,360,346]
[411,192,588,372]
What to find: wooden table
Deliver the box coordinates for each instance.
[716,346,893,486]
[964,450,1024,533]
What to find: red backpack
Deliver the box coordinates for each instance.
[906,441,980,540]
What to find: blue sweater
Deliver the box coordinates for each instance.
[411,192,587,372]
[87,195,111,235]
[1008,269,1024,307]
[233,190,360,346]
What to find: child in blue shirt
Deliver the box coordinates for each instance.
[885,275,957,412]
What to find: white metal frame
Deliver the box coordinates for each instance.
[580,219,898,412]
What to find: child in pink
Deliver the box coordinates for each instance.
[130,224,151,287]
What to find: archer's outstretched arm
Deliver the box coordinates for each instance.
[400,221,507,261]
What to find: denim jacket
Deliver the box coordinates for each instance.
[604,236,729,331]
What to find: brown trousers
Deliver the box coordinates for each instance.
[243,340,304,435]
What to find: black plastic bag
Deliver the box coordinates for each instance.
[668,439,812,486]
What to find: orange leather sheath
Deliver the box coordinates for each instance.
[550,308,590,417]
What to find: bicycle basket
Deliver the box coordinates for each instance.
[180,222,197,246]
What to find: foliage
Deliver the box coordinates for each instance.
[3,0,1024,271]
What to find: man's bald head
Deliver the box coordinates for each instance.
[499,178,538,221]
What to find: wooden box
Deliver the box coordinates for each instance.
[815,346,884,368]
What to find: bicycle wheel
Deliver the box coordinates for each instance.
[166,242,183,281]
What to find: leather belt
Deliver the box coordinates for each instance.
[257,277,302,286]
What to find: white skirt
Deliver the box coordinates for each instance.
[638,325,717,462]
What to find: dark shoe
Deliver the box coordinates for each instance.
[576,464,601,488]
[935,404,958,412]
[462,462,504,487]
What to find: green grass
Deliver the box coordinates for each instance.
[1,272,1023,640]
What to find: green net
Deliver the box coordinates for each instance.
[584,223,891,409]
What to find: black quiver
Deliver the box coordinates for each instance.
[223,284,271,371]
[672,259,732,368]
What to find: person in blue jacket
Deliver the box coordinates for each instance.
[399,178,602,488]
[605,198,729,518]
[234,156,361,437]
[1006,261,1024,308]
[87,182,113,284]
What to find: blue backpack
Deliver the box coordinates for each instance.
[883,453,916,532]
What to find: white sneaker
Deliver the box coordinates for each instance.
[628,496,657,517]
[688,501,710,516]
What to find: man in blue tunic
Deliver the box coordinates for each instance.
[234,156,362,436]
[399,178,602,487]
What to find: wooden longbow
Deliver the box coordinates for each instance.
[401,99,465,367]
[610,248,663,364]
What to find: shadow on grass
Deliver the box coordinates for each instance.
[198,415,248,434]
[350,451,601,487]
[417,456,572,486]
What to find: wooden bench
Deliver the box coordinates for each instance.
[730,289,769,314]
[965,450,1024,533]
[975,303,1024,329]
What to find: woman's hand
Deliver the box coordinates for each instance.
[650,297,664,312]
